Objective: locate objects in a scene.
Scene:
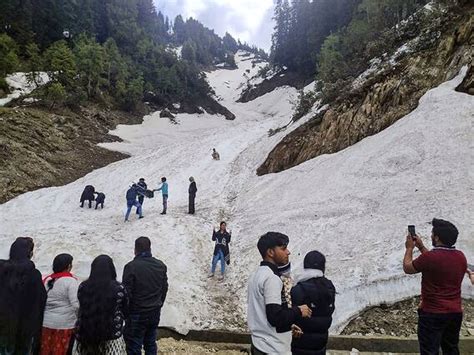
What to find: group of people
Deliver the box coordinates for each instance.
[0,217,471,355]
[246,218,472,355]
[0,236,167,355]
[79,185,106,210]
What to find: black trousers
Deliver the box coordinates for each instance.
[251,344,266,355]
[188,194,195,214]
[80,199,92,208]
[95,201,104,209]
[418,310,462,355]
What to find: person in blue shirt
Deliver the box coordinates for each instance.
[153,177,168,215]
[125,184,144,221]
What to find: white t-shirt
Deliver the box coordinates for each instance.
[247,263,292,354]
[43,276,79,329]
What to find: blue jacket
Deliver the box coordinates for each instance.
[156,182,168,195]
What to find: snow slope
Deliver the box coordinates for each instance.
[0,72,49,106]
[0,52,472,334]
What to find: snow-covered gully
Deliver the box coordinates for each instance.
[0,53,472,334]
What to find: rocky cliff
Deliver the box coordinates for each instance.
[257,3,473,175]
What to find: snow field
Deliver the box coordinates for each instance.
[0,52,472,333]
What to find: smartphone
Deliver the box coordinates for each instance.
[408,225,416,238]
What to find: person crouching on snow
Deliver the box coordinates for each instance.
[208,221,231,281]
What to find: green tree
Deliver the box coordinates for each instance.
[25,43,43,86]
[43,40,77,88]
[317,34,348,83]
[74,34,105,98]
[0,33,19,75]
[182,40,196,62]
[46,82,66,109]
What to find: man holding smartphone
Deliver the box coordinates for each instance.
[403,218,467,355]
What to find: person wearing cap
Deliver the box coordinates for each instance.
[247,232,312,355]
[137,178,147,208]
[403,218,467,355]
[188,177,197,214]
[291,251,336,355]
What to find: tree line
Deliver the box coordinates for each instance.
[270,0,428,83]
[0,0,265,111]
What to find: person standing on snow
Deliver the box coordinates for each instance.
[208,222,231,281]
[136,178,147,215]
[153,177,168,215]
[125,184,143,222]
[188,177,197,214]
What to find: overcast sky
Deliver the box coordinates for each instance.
[154,0,275,52]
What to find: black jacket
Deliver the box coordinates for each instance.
[0,259,47,355]
[95,192,105,203]
[80,185,95,202]
[188,181,197,195]
[291,275,336,354]
[122,254,168,314]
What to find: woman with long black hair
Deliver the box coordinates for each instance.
[73,255,128,355]
[0,237,47,355]
[40,253,79,355]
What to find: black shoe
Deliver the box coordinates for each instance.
[139,216,144,219]
[160,212,166,215]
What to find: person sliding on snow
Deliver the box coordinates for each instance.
[125,184,143,222]
[211,148,220,161]
[153,177,168,215]
[209,221,231,281]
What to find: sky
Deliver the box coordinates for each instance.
[154,0,275,52]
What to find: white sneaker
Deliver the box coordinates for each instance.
[218,275,225,281]
[208,273,215,278]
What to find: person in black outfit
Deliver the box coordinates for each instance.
[209,222,231,280]
[137,178,147,210]
[75,255,129,354]
[291,250,336,355]
[123,237,168,355]
[0,237,47,355]
[188,176,197,214]
[80,185,95,208]
[94,192,106,209]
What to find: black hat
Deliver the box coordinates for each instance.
[139,178,145,181]
[303,250,326,272]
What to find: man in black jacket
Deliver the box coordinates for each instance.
[137,178,147,209]
[123,237,168,355]
[291,250,336,355]
[188,176,197,214]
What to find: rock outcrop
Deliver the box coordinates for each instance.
[257,3,473,175]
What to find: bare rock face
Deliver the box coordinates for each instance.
[257,5,473,176]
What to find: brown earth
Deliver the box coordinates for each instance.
[257,2,473,175]
[342,297,474,337]
[0,104,143,203]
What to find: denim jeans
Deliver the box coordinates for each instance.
[418,310,462,355]
[162,194,168,213]
[211,249,225,275]
[124,310,161,355]
[125,200,142,220]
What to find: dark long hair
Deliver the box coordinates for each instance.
[47,253,73,291]
[76,255,120,353]
[9,237,34,261]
